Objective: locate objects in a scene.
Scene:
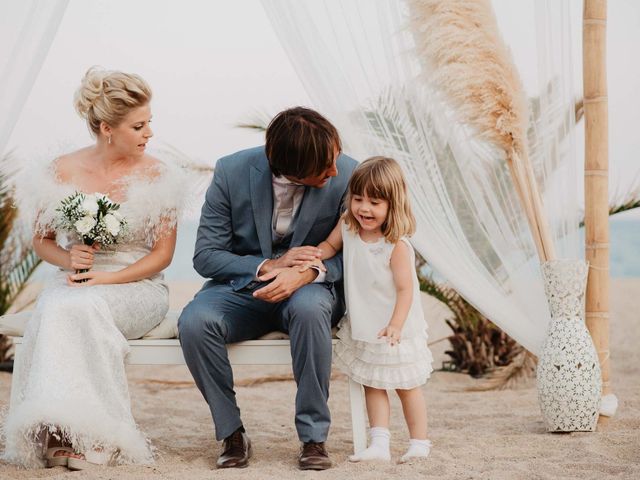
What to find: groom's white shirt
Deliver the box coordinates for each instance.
[254,174,327,282]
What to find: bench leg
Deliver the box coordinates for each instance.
[348,378,367,454]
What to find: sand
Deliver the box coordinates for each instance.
[1,279,638,479]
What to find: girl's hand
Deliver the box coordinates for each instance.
[259,246,322,276]
[68,243,100,271]
[276,246,323,268]
[298,258,327,273]
[67,270,116,287]
[378,325,402,346]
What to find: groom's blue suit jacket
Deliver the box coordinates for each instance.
[193,146,358,292]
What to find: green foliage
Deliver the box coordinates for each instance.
[0,154,41,361]
[579,177,640,227]
[416,253,522,377]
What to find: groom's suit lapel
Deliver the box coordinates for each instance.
[290,186,322,247]
[249,155,273,259]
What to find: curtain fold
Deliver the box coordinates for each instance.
[0,0,69,156]
[261,0,579,354]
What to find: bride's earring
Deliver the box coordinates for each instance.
[108,136,112,145]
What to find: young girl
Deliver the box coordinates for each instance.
[304,156,433,463]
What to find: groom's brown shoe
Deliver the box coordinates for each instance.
[216,429,252,468]
[298,442,332,470]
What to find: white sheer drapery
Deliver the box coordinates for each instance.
[261,0,579,354]
[0,0,69,156]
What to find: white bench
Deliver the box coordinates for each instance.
[8,334,367,454]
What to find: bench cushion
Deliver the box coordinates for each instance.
[0,310,294,341]
[0,311,27,337]
[0,310,185,339]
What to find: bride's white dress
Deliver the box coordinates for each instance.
[2,160,188,468]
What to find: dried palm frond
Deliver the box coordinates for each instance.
[0,152,42,363]
[136,372,346,389]
[0,250,40,315]
[408,0,555,261]
[234,110,271,133]
[526,77,584,188]
[467,350,537,391]
[136,379,194,389]
[417,254,526,381]
[609,197,640,218]
[575,99,584,123]
[150,142,214,219]
[236,371,346,387]
[578,175,640,227]
[153,142,214,174]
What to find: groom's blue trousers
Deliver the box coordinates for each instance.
[178,280,344,442]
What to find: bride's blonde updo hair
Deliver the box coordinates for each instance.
[74,66,152,136]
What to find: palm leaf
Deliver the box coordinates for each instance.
[416,253,526,380]
[0,152,42,362]
[579,176,640,227]
[234,110,271,133]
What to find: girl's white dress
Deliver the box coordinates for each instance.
[2,159,188,468]
[334,222,433,389]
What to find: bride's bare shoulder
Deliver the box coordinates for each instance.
[53,147,93,182]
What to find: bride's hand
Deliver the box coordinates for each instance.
[67,270,116,286]
[68,243,100,271]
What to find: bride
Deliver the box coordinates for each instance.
[2,67,186,469]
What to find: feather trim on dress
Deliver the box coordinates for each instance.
[11,155,194,246]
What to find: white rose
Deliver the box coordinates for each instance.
[81,196,99,216]
[103,213,121,236]
[111,210,123,221]
[75,215,96,235]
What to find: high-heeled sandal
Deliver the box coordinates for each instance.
[45,446,75,468]
[67,449,112,470]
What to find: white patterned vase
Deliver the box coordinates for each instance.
[536,259,602,432]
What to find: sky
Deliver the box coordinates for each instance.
[6,0,640,221]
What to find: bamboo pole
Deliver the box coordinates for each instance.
[583,0,610,418]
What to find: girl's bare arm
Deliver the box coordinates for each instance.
[317,221,344,260]
[378,240,414,345]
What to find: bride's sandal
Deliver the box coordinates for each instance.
[67,449,111,471]
[45,446,74,468]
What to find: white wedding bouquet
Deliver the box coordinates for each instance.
[56,192,128,274]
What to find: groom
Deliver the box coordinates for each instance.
[179,107,357,470]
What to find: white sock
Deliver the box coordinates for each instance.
[399,438,432,463]
[348,427,391,462]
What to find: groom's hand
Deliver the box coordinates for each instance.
[253,267,317,303]
[258,246,322,275]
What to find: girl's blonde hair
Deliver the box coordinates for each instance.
[344,156,416,243]
[74,66,152,137]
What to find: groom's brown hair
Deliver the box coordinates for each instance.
[266,107,342,179]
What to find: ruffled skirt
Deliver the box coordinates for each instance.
[333,320,433,390]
